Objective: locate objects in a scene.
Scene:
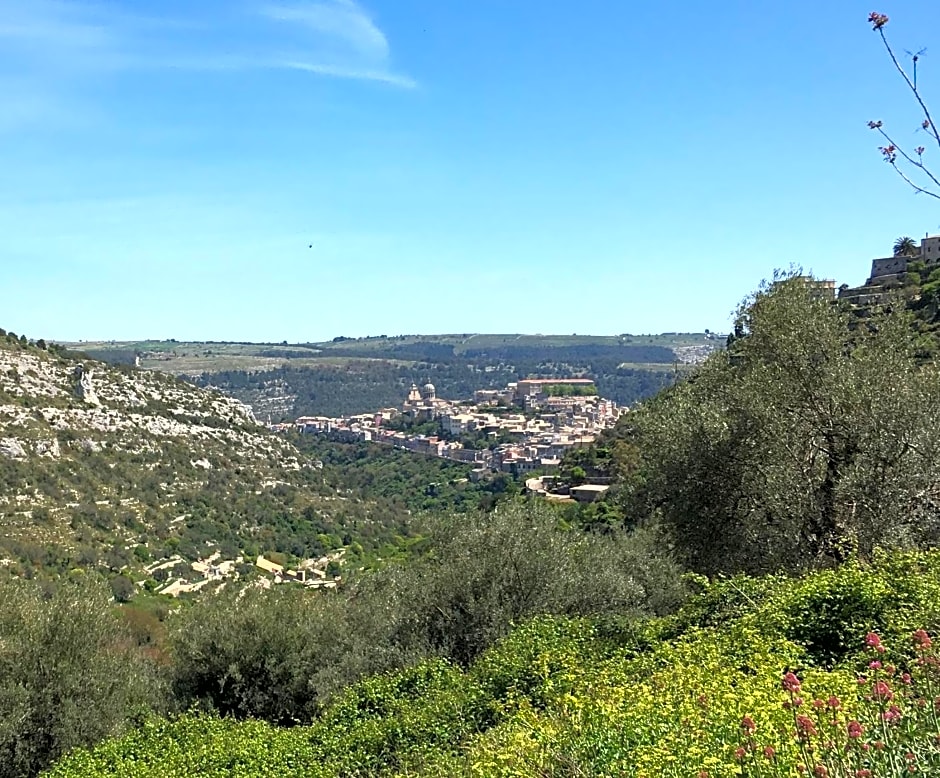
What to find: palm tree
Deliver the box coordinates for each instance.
[894,236,919,257]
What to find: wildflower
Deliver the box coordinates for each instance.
[783,672,802,693]
[872,680,893,701]
[740,715,756,734]
[902,673,912,685]
[796,715,817,737]
[847,720,864,739]
[698,772,709,778]
[914,629,932,649]
[868,11,889,29]
[865,632,886,653]
[869,660,882,670]
[856,771,872,778]
[916,146,926,156]
[882,704,902,724]
[812,698,825,710]
[814,766,828,777]
[763,745,776,760]
[868,120,883,129]
[734,747,747,761]
[827,695,841,710]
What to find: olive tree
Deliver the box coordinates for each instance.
[625,273,940,575]
[0,578,163,778]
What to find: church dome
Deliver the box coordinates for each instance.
[422,382,436,400]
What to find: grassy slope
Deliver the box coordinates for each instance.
[46,550,940,777]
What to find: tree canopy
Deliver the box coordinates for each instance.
[617,273,940,575]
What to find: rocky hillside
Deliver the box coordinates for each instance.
[0,332,365,586]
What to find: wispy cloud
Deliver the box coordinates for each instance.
[278,60,417,88]
[0,0,414,133]
[261,0,389,59]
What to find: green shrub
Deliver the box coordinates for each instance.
[0,578,163,778]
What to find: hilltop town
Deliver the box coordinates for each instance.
[838,233,940,306]
[275,376,624,498]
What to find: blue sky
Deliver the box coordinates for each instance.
[2,0,940,342]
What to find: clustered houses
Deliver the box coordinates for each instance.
[144,549,343,598]
[281,377,625,478]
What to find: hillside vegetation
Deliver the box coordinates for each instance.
[45,550,940,777]
[0,502,681,777]
[0,330,422,584]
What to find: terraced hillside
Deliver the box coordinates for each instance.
[0,333,402,584]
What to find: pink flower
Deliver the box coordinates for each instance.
[783,672,802,693]
[847,720,864,739]
[868,12,889,29]
[740,715,756,734]
[814,766,829,777]
[734,747,747,761]
[869,660,882,670]
[873,680,894,701]
[763,745,776,760]
[865,632,886,653]
[914,629,932,649]
[882,704,902,724]
[827,695,841,710]
[796,715,817,737]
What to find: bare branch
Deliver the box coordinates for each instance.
[887,162,940,200]
[875,25,940,149]
[873,125,940,192]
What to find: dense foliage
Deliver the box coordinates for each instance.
[0,501,683,777]
[45,551,940,777]
[292,435,518,516]
[167,502,684,721]
[590,275,940,575]
[0,578,163,778]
